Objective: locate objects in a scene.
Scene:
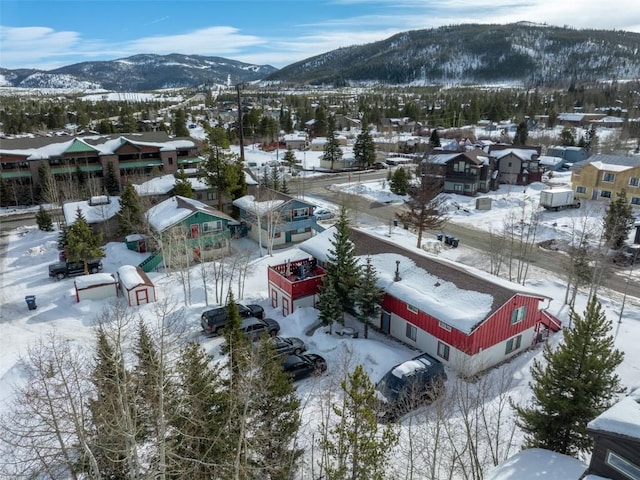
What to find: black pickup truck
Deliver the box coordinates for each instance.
[49,259,103,280]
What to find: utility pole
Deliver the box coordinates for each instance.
[236,82,245,163]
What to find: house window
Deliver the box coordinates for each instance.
[602,172,615,183]
[453,161,466,173]
[505,335,522,354]
[271,288,277,308]
[207,191,215,201]
[629,177,639,187]
[606,450,640,479]
[437,341,450,360]
[202,221,222,233]
[439,321,451,332]
[407,304,418,314]
[576,186,586,194]
[168,157,173,165]
[293,208,308,218]
[601,190,612,199]
[511,306,527,325]
[406,323,417,341]
[631,197,640,206]
[282,297,290,317]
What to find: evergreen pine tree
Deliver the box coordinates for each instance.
[173,167,194,198]
[603,189,635,249]
[269,165,281,192]
[35,205,54,231]
[324,206,359,319]
[514,296,624,457]
[314,105,328,137]
[322,116,343,171]
[169,341,228,478]
[353,129,376,168]
[321,365,399,480]
[57,223,70,252]
[390,167,409,195]
[513,121,529,146]
[280,176,289,195]
[283,148,297,173]
[116,182,145,237]
[88,327,134,479]
[172,109,190,137]
[317,276,343,333]
[353,256,383,339]
[104,161,120,195]
[66,208,105,273]
[220,291,251,380]
[250,337,303,479]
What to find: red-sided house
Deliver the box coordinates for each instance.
[288,227,561,376]
[267,257,326,316]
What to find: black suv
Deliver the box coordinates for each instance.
[49,259,103,280]
[375,353,447,420]
[240,317,281,340]
[201,303,265,335]
[282,353,327,381]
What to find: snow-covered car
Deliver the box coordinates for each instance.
[314,208,335,220]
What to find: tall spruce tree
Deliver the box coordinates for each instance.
[514,296,624,457]
[324,206,359,319]
[353,129,376,168]
[173,167,193,198]
[322,116,343,171]
[104,161,120,195]
[353,256,382,339]
[513,121,529,146]
[66,208,105,273]
[35,205,54,231]
[317,276,343,333]
[429,129,441,149]
[116,182,145,237]
[603,189,635,249]
[321,365,399,480]
[169,341,227,478]
[283,148,297,173]
[389,167,410,195]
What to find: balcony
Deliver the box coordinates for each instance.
[268,258,326,299]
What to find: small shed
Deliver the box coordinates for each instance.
[117,265,156,306]
[74,273,118,303]
[125,234,149,253]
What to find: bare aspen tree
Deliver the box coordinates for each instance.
[0,335,101,480]
[486,226,506,276]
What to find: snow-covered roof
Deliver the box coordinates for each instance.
[588,161,634,172]
[485,448,587,480]
[63,196,121,225]
[233,195,285,215]
[538,155,564,167]
[298,227,544,334]
[74,273,116,289]
[134,174,209,196]
[492,148,538,161]
[146,195,233,231]
[587,390,640,440]
[117,265,153,289]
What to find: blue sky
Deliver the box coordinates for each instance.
[2,0,640,71]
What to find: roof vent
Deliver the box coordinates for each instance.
[394,260,401,282]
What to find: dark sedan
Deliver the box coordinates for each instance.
[282,353,327,381]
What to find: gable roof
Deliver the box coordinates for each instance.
[587,390,640,441]
[63,196,121,225]
[299,226,546,334]
[147,195,233,231]
[233,188,315,215]
[580,154,640,170]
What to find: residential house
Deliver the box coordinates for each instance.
[271,227,559,376]
[546,145,590,165]
[571,154,640,208]
[557,112,606,127]
[0,132,200,206]
[62,195,121,239]
[232,189,322,251]
[318,151,357,171]
[283,133,308,151]
[267,256,327,316]
[584,390,640,480]
[145,195,235,269]
[490,147,543,185]
[423,150,497,196]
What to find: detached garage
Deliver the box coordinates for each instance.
[74,273,118,303]
[117,265,156,306]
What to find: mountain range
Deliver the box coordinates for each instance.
[1,23,639,91]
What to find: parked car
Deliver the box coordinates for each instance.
[270,336,307,356]
[375,352,447,421]
[314,208,335,220]
[240,317,281,340]
[371,161,389,169]
[201,303,265,335]
[48,259,103,280]
[282,353,327,381]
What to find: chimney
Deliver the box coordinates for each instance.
[394,260,401,281]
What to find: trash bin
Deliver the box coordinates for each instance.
[25,295,37,311]
[393,220,398,227]
[437,233,443,242]
[451,238,459,248]
[444,235,452,245]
